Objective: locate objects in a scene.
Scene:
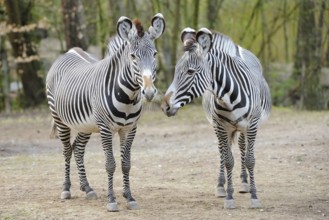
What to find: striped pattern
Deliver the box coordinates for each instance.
[46,14,165,211]
[162,28,271,208]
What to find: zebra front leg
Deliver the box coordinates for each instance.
[73,132,97,199]
[56,124,73,199]
[224,144,235,209]
[238,133,249,193]
[215,125,235,209]
[100,127,118,212]
[246,125,261,208]
[215,145,226,198]
[119,126,138,210]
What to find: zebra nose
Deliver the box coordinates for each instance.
[142,88,157,101]
[142,75,157,101]
[161,91,173,112]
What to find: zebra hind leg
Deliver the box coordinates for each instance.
[72,132,97,200]
[119,127,138,210]
[238,133,249,193]
[246,124,261,208]
[55,121,73,199]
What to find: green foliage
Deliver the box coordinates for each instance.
[268,66,296,106]
[0,0,328,112]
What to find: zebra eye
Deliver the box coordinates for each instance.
[186,69,195,75]
[130,53,136,60]
[153,51,157,57]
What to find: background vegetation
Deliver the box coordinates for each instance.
[0,0,328,113]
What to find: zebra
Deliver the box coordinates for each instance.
[46,13,165,212]
[161,27,271,209]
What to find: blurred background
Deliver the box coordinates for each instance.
[0,0,328,113]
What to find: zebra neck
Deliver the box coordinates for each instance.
[104,47,141,105]
[208,52,250,111]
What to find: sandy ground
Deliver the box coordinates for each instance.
[0,105,328,220]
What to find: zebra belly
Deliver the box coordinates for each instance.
[54,97,98,133]
[213,97,251,131]
[61,114,100,133]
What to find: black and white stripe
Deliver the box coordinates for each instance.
[46,14,165,212]
[162,27,271,209]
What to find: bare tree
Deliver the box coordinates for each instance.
[167,0,181,86]
[61,0,88,51]
[0,34,10,113]
[4,0,46,107]
[192,0,199,28]
[207,0,225,29]
[290,0,325,109]
[108,0,124,36]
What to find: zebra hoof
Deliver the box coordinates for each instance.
[127,201,138,210]
[86,191,97,200]
[215,186,226,197]
[224,199,236,209]
[239,182,249,193]
[250,199,261,209]
[60,191,71,199]
[107,202,119,212]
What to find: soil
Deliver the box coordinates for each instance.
[0,105,328,220]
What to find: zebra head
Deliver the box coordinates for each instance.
[162,28,213,116]
[117,13,165,101]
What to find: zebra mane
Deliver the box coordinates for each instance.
[132,19,144,37]
[211,32,240,57]
[106,36,126,57]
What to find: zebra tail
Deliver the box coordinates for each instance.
[230,130,239,145]
[49,119,58,139]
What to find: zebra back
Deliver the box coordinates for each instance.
[210,32,271,122]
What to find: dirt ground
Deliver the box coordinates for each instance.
[0,105,328,220]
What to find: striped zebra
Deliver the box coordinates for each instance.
[161,28,271,209]
[46,14,165,212]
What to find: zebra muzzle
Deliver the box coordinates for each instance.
[161,92,179,117]
[142,75,157,101]
[142,87,157,101]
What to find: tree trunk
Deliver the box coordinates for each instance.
[207,0,225,29]
[61,0,88,51]
[81,0,97,45]
[192,0,199,28]
[290,0,325,109]
[168,0,181,86]
[0,36,11,113]
[4,0,46,107]
[108,0,124,36]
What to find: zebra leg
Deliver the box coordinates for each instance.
[55,122,73,199]
[99,126,118,212]
[238,133,249,193]
[224,142,235,209]
[72,132,97,199]
[47,93,73,199]
[119,126,138,210]
[246,123,261,208]
[215,125,235,209]
[215,145,226,198]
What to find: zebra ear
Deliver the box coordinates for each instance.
[117,16,133,41]
[181,27,196,46]
[196,28,213,54]
[149,13,165,40]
